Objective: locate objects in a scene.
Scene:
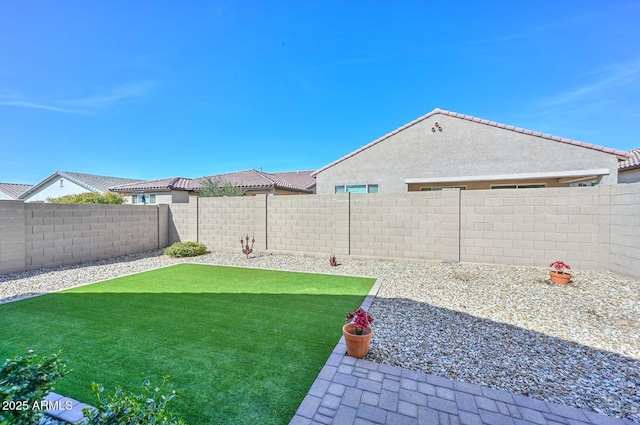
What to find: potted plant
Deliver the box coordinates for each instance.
[549,260,572,285]
[343,308,374,358]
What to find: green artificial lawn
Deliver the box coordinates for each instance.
[0,264,374,424]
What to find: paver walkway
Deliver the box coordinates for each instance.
[290,280,634,425]
[289,341,634,425]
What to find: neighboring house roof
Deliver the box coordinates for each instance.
[266,170,317,192]
[19,171,143,199]
[312,108,630,177]
[0,183,33,200]
[110,169,317,194]
[619,148,640,171]
[110,177,194,192]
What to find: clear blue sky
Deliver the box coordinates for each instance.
[1,1,639,184]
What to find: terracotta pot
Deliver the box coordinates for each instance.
[550,271,571,285]
[343,323,373,359]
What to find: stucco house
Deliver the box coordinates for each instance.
[313,108,630,194]
[619,148,640,183]
[0,183,33,200]
[19,171,143,202]
[110,169,316,204]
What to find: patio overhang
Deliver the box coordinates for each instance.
[405,168,610,185]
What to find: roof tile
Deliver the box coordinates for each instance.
[0,183,33,199]
[619,148,640,170]
[110,169,316,194]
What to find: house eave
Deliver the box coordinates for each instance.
[404,169,611,185]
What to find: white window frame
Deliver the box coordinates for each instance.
[334,184,379,194]
[132,194,156,204]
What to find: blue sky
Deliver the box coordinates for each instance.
[1,1,639,184]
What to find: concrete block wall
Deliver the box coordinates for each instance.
[460,187,610,270]
[349,192,444,261]
[0,201,26,273]
[268,194,349,255]
[198,195,267,252]
[609,182,640,279]
[168,197,198,244]
[23,204,161,270]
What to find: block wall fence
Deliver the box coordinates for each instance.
[168,184,640,279]
[0,201,168,274]
[1,183,639,279]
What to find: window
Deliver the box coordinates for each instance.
[490,184,546,189]
[420,186,466,191]
[334,184,378,194]
[132,194,156,204]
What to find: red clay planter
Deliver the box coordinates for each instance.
[343,323,373,358]
[550,271,571,285]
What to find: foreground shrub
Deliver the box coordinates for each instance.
[164,241,207,257]
[0,350,70,425]
[83,377,185,425]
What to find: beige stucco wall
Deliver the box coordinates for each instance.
[315,113,620,194]
[619,168,640,183]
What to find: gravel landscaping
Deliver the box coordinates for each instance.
[2,250,639,423]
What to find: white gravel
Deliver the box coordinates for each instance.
[2,250,639,423]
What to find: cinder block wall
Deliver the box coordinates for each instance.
[3,186,639,279]
[168,197,198,244]
[268,194,348,255]
[609,182,640,279]
[350,192,445,261]
[460,187,610,270]
[0,201,26,273]
[198,195,267,252]
[23,204,161,270]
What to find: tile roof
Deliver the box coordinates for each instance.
[194,169,316,193]
[0,183,33,199]
[312,108,631,176]
[619,148,640,171]
[19,171,144,199]
[110,170,317,194]
[266,170,317,191]
[110,177,193,192]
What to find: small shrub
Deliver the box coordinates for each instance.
[0,350,70,425]
[164,241,207,257]
[329,254,338,266]
[83,377,185,425]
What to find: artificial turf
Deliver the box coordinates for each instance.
[0,264,375,424]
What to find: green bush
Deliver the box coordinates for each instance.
[164,241,207,257]
[83,377,185,425]
[0,350,70,425]
[46,192,126,204]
